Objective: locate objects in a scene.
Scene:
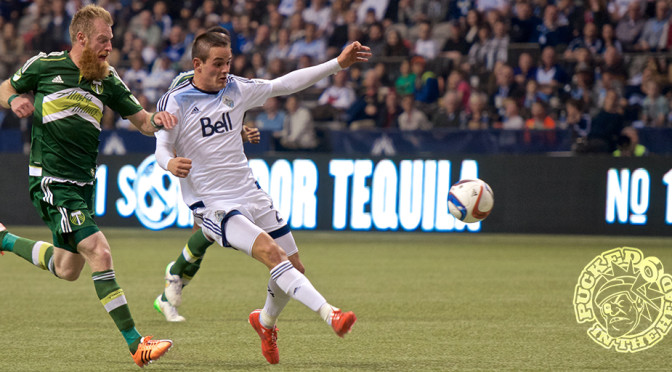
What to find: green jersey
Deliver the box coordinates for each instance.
[11,51,143,183]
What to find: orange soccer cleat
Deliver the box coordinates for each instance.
[331,309,357,338]
[248,309,279,364]
[131,336,173,367]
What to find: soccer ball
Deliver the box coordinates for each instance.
[448,179,494,223]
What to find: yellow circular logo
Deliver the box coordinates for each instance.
[574,247,672,352]
[69,210,86,226]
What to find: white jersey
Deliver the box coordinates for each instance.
[155,75,272,209]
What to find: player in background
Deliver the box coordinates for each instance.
[153,26,260,322]
[0,5,176,368]
[153,31,370,364]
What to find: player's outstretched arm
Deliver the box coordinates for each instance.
[269,42,371,98]
[128,109,178,136]
[336,41,372,69]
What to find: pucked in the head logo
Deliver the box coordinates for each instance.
[573,247,672,352]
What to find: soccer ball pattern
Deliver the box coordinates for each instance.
[448,179,494,223]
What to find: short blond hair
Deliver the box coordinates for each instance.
[69,5,113,43]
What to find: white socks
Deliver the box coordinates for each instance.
[268,260,327,313]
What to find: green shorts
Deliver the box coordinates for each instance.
[29,176,100,253]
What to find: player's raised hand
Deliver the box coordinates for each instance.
[337,41,372,69]
[10,96,35,119]
[153,111,178,130]
[167,157,192,178]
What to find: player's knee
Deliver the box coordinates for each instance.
[56,266,81,281]
[256,240,287,267]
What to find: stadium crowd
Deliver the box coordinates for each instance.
[0,0,671,155]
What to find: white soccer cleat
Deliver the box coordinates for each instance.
[164,261,183,307]
[154,295,185,322]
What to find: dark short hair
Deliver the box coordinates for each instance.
[192,32,230,62]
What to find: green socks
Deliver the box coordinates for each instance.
[92,270,141,352]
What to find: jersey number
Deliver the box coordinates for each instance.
[200,112,233,137]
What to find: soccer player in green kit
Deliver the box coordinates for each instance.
[0,5,176,368]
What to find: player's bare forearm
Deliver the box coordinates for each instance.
[128,110,178,136]
[337,41,372,69]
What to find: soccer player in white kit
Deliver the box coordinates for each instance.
[154,31,370,364]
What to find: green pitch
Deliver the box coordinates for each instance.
[2,227,672,371]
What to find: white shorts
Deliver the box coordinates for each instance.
[192,190,298,257]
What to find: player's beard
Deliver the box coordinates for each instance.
[79,46,110,81]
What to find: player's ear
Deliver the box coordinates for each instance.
[77,31,88,47]
[193,58,203,72]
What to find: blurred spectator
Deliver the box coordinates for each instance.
[489,64,523,117]
[523,80,548,112]
[567,62,595,109]
[601,46,628,81]
[386,0,418,25]
[578,89,625,153]
[256,97,287,133]
[0,22,24,77]
[447,69,472,112]
[246,24,272,57]
[441,21,469,63]
[533,5,571,48]
[328,9,357,57]
[565,22,603,58]
[448,0,477,21]
[636,0,668,51]
[163,25,187,65]
[432,90,465,129]
[613,126,648,156]
[152,1,172,39]
[535,46,570,97]
[142,55,176,104]
[464,9,482,47]
[411,56,440,107]
[267,28,292,62]
[500,98,525,129]
[348,69,382,129]
[302,0,331,37]
[266,58,287,79]
[608,0,640,21]
[382,28,410,57]
[510,0,541,42]
[615,1,646,51]
[251,52,269,79]
[395,59,416,96]
[43,0,71,51]
[476,0,511,16]
[123,55,148,95]
[465,92,492,129]
[565,99,591,143]
[582,0,609,31]
[489,20,509,71]
[526,101,555,129]
[641,80,669,126]
[377,88,403,128]
[557,0,584,38]
[599,24,623,54]
[287,12,306,43]
[314,69,356,121]
[289,22,327,63]
[468,24,493,72]
[130,10,162,50]
[398,94,432,130]
[366,22,386,57]
[278,95,318,150]
[513,52,535,85]
[413,20,438,60]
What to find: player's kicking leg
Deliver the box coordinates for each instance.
[221,216,356,364]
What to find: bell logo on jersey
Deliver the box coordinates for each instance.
[200,112,234,137]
